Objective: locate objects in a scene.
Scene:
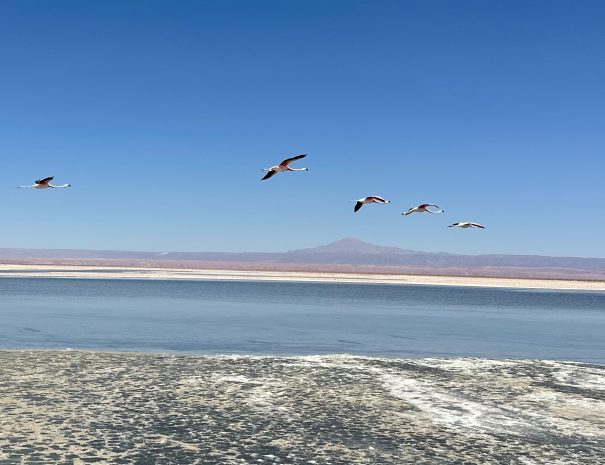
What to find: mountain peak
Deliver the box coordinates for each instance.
[291,238,415,255]
[325,238,373,248]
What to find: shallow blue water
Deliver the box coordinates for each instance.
[0,278,604,362]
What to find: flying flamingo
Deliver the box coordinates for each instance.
[261,154,308,180]
[449,222,485,229]
[18,176,71,189]
[402,203,444,216]
[350,196,391,213]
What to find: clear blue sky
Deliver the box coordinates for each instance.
[1,0,604,257]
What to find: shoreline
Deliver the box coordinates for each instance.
[1,351,603,463]
[0,263,604,291]
[1,348,602,366]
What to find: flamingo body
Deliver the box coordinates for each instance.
[352,196,390,212]
[449,222,485,229]
[403,203,444,215]
[18,176,71,189]
[262,154,308,180]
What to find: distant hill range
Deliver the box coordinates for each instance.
[1,238,604,280]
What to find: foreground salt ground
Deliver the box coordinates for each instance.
[0,352,604,465]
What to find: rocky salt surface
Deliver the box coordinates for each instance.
[0,351,604,464]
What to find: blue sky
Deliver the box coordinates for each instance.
[1,0,604,257]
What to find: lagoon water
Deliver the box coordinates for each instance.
[1,277,604,363]
[2,277,605,464]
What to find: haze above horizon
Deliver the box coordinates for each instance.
[2,237,605,262]
[1,1,604,258]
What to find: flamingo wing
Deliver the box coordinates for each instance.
[35,176,53,185]
[261,170,277,180]
[279,154,307,166]
[354,201,364,212]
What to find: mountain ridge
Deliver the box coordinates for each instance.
[287,238,419,255]
[0,239,604,277]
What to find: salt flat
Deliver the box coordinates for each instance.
[1,264,604,291]
[1,351,604,464]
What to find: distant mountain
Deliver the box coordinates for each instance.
[282,239,605,271]
[1,238,604,280]
[289,238,417,255]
